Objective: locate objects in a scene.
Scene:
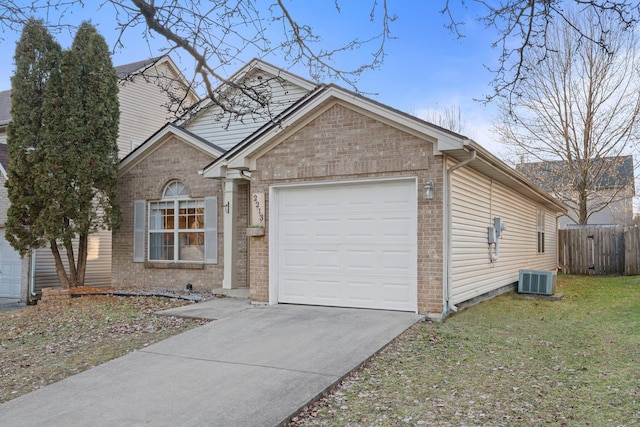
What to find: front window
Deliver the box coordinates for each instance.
[537,206,545,253]
[149,181,205,262]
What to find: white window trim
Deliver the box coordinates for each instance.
[148,197,205,263]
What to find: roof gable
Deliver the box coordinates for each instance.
[0,55,197,128]
[201,83,565,212]
[175,59,316,151]
[119,123,225,175]
[202,84,470,177]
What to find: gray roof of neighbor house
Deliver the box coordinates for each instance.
[115,57,161,79]
[0,143,8,171]
[517,155,635,192]
[0,57,164,126]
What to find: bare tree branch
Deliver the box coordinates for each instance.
[442,0,640,104]
[494,8,640,225]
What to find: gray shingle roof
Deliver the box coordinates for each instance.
[0,57,163,125]
[516,155,635,190]
[115,57,161,79]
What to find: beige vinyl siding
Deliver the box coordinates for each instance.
[0,131,6,145]
[184,74,311,150]
[450,162,558,304]
[118,62,197,158]
[33,229,112,292]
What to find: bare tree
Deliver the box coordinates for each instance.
[441,0,640,104]
[420,104,470,136]
[3,2,640,109]
[494,9,640,225]
[0,1,395,117]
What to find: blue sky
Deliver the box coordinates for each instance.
[0,1,507,157]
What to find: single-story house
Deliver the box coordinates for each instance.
[113,59,566,319]
[0,55,198,301]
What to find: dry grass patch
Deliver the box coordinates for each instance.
[0,294,208,403]
[291,275,640,426]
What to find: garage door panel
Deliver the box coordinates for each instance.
[382,217,414,238]
[382,250,413,272]
[314,219,341,237]
[280,277,309,298]
[275,179,417,312]
[281,218,308,238]
[381,282,414,304]
[281,249,307,269]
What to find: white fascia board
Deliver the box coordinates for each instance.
[324,88,468,151]
[0,161,6,179]
[245,59,317,91]
[200,161,227,179]
[119,125,224,175]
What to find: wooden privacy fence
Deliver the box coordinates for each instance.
[559,225,640,275]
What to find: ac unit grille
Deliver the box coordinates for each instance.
[518,270,557,295]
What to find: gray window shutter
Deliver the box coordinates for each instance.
[133,200,146,262]
[204,196,218,264]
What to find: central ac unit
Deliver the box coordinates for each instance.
[518,270,557,295]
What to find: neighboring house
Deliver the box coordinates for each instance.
[113,59,566,319]
[0,143,22,298]
[517,156,635,228]
[0,55,199,301]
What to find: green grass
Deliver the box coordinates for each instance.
[294,275,640,426]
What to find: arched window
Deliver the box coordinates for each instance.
[149,181,205,262]
[163,181,188,198]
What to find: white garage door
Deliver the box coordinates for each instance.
[0,229,22,298]
[274,179,417,312]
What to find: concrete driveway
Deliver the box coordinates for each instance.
[0,299,423,426]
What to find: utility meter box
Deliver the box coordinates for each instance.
[487,227,496,244]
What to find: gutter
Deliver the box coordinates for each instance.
[444,148,476,314]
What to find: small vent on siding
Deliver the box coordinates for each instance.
[518,270,557,296]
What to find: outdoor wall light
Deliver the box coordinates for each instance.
[423,179,435,200]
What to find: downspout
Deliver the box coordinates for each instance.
[29,249,37,297]
[445,149,476,314]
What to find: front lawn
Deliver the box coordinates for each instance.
[0,294,208,403]
[291,275,640,426]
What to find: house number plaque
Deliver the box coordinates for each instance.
[251,192,265,227]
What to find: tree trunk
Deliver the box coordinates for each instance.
[76,234,88,287]
[63,240,78,286]
[50,240,70,289]
[578,189,589,225]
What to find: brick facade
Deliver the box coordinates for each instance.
[248,103,445,314]
[112,136,225,290]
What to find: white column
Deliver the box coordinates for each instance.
[222,178,238,289]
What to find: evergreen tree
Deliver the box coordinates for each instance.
[6,20,120,288]
[65,22,121,286]
[5,19,62,256]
